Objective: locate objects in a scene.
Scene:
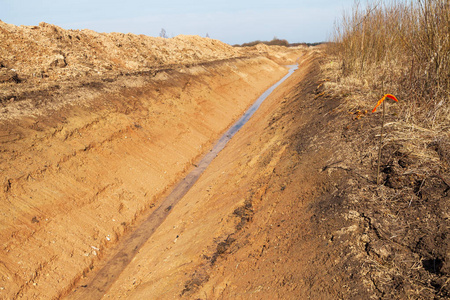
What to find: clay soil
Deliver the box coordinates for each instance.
[1,21,449,299]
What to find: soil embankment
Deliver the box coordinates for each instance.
[0,21,304,298]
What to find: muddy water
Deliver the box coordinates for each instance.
[68,64,298,299]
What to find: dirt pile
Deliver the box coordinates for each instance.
[242,43,304,65]
[0,20,303,121]
[0,21,243,84]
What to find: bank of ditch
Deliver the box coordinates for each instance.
[0,54,302,299]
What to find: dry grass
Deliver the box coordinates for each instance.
[328,0,450,132]
[318,4,450,297]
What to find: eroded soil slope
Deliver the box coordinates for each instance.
[0,21,305,299]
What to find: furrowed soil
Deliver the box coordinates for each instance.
[1,21,449,299]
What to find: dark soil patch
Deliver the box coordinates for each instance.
[303,56,450,299]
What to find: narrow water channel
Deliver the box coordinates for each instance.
[68,64,298,299]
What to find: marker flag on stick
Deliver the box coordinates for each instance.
[372,94,398,113]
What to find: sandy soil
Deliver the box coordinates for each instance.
[1,21,448,300]
[0,21,307,299]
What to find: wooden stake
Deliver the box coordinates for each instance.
[376,100,386,185]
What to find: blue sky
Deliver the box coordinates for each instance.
[1,0,355,44]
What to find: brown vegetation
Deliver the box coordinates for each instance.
[329,0,449,129]
[317,0,450,298]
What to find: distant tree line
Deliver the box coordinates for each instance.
[234,37,325,47]
[289,42,326,47]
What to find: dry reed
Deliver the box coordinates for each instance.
[329,0,449,131]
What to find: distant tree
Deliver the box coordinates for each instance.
[159,28,168,38]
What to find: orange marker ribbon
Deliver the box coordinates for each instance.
[372,94,398,113]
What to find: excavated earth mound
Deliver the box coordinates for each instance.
[0,21,304,299]
[0,21,241,83]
